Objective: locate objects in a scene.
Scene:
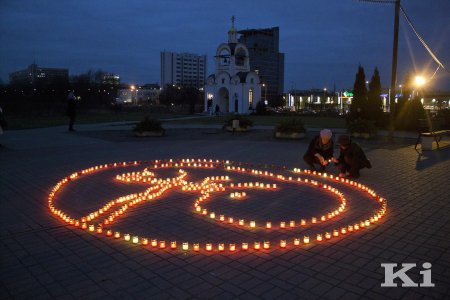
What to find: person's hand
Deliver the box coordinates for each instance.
[331,157,339,164]
[319,156,327,166]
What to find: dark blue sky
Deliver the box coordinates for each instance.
[1,0,449,91]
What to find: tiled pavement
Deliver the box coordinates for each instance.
[1,123,449,299]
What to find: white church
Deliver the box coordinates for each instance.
[204,17,262,114]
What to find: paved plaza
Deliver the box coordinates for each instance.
[1,123,449,299]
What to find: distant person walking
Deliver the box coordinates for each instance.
[215,104,220,116]
[66,91,77,132]
[303,129,334,171]
[0,105,6,147]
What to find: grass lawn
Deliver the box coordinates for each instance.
[5,111,187,130]
[5,111,346,130]
[164,115,346,128]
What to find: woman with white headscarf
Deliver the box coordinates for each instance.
[303,129,334,171]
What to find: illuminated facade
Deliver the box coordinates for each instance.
[204,18,262,114]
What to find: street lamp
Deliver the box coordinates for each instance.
[413,75,427,100]
[262,83,267,105]
[414,75,426,88]
[130,85,135,104]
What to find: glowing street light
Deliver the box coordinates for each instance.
[414,76,426,87]
[130,85,137,105]
[262,83,267,105]
[412,76,427,100]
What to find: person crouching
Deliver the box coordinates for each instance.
[331,135,371,178]
[303,129,334,171]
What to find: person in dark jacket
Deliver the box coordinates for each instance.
[66,91,77,131]
[303,129,334,171]
[331,134,371,178]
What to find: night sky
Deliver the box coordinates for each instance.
[1,0,449,91]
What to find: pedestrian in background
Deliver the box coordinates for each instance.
[66,91,77,132]
[0,105,6,147]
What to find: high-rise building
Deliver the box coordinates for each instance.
[238,27,284,104]
[9,64,69,85]
[160,51,207,89]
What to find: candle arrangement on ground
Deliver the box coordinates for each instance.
[48,158,387,253]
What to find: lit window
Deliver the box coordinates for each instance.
[248,88,253,108]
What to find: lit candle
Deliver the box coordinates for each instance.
[303,236,310,244]
[132,236,139,244]
[311,217,317,224]
[250,220,256,228]
[142,238,148,245]
[210,212,215,219]
[280,240,286,248]
[348,225,354,232]
[264,241,270,249]
[325,232,331,239]
[151,239,157,247]
[294,238,300,246]
[300,219,306,226]
[81,223,87,230]
[229,243,236,252]
[242,243,248,250]
[333,230,339,237]
[266,222,272,229]
[228,217,234,224]
[218,243,225,252]
[280,222,286,229]
[193,243,200,251]
[114,232,121,239]
[96,226,102,234]
[316,234,323,242]
[206,243,212,251]
[341,228,347,234]
[106,230,112,237]
[182,242,189,250]
[289,221,295,228]
[124,234,130,241]
[159,241,166,248]
[219,215,225,222]
[254,242,261,250]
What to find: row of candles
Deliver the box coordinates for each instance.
[48,158,387,253]
[194,178,346,230]
[82,211,385,252]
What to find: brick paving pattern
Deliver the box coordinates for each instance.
[1,123,449,299]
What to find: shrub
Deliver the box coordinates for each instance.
[346,118,376,134]
[275,118,305,133]
[224,114,253,128]
[133,116,164,132]
[394,99,426,131]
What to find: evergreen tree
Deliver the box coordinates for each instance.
[367,67,383,124]
[350,65,367,120]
